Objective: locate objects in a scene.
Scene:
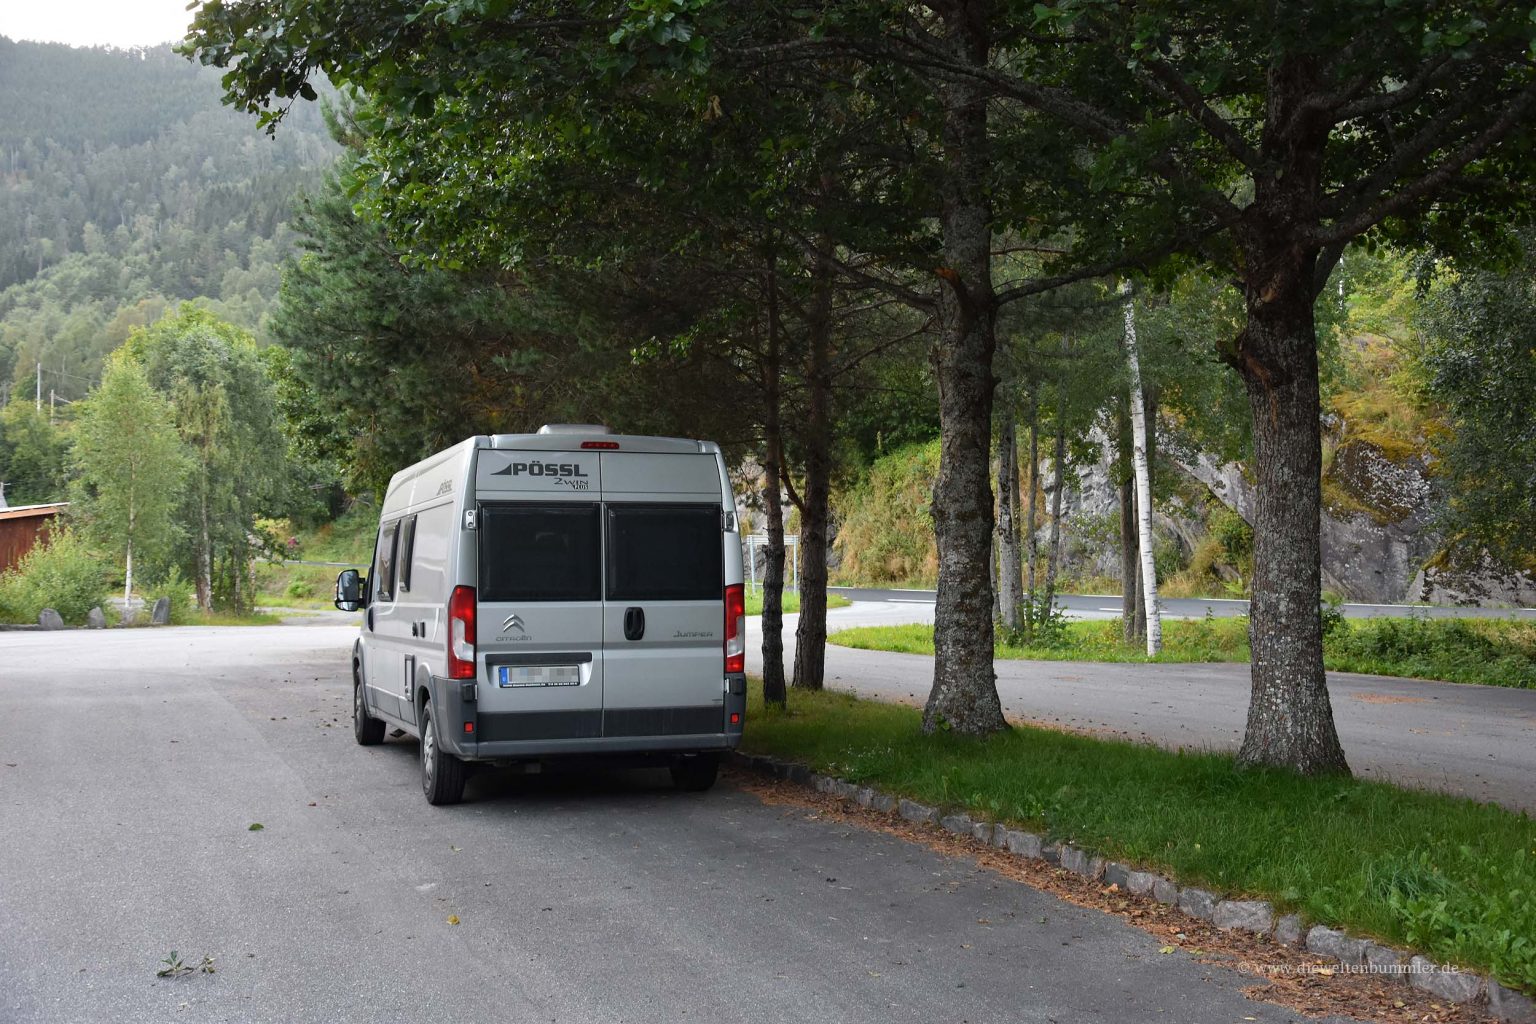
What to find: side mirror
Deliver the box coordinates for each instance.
[335,569,367,612]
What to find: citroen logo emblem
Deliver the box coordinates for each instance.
[501,613,526,633]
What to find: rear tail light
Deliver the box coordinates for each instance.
[448,585,476,679]
[724,583,745,674]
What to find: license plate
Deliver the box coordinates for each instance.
[498,665,582,688]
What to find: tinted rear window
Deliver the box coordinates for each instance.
[607,504,721,601]
[480,504,601,602]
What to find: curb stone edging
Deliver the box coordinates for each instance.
[728,750,1533,1023]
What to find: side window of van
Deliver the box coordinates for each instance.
[375,520,399,601]
[480,504,600,602]
[398,516,417,593]
[607,504,722,601]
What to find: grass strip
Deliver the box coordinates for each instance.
[744,588,850,616]
[829,617,1536,688]
[740,682,1536,992]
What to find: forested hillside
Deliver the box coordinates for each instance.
[0,37,336,403]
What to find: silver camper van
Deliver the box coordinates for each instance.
[334,425,747,805]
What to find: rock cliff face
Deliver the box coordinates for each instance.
[1176,443,1533,605]
[1182,450,1437,603]
[1055,426,1532,606]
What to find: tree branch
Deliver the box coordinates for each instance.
[1138,58,1262,169]
[1314,80,1536,246]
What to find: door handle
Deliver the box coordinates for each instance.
[411,622,418,637]
[623,606,645,642]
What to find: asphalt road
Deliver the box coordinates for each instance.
[828,586,1536,621]
[2,624,1330,1024]
[751,606,1536,813]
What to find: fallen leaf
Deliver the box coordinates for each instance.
[1159,945,1176,954]
[247,823,264,831]
[1316,967,1335,977]
[446,915,460,925]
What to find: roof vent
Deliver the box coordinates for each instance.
[537,424,612,435]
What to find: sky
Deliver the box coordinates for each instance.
[0,0,199,48]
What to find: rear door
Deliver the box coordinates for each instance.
[601,452,726,730]
[472,450,604,740]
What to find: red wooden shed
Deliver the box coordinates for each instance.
[0,503,69,574]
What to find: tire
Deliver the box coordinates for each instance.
[670,753,720,793]
[420,705,467,806]
[353,667,385,746]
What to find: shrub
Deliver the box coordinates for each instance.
[0,530,110,625]
[1324,617,1536,688]
[142,571,196,625]
[832,439,941,586]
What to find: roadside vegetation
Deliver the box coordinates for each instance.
[0,529,280,626]
[255,504,378,610]
[745,588,850,617]
[741,683,1536,993]
[829,616,1536,689]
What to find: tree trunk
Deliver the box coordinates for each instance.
[991,534,1002,623]
[996,417,1022,629]
[123,538,133,606]
[760,258,788,708]
[922,7,1005,736]
[1024,396,1039,637]
[1041,394,1067,604]
[1117,396,1139,643]
[1233,256,1349,775]
[198,486,212,612]
[1123,286,1162,655]
[791,239,835,692]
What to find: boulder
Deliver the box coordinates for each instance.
[1272,914,1303,947]
[1060,846,1105,880]
[897,799,938,825]
[86,607,106,629]
[1488,979,1536,1024]
[1002,829,1043,859]
[939,813,974,837]
[1212,900,1274,934]
[37,608,64,630]
[1408,956,1484,1005]
[151,597,172,625]
[1102,863,1131,890]
[1177,887,1217,921]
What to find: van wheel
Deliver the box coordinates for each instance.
[353,671,384,746]
[670,754,719,792]
[420,706,467,805]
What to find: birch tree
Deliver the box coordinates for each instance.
[1121,283,1161,654]
[71,354,187,608]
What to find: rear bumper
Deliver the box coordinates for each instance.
[435,673,746,762]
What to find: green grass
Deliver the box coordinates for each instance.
[745,588,851,616]
[295,503,379,565]
[179,610,286,626]
[741,683,1536,992]
[830,616,1536,688]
